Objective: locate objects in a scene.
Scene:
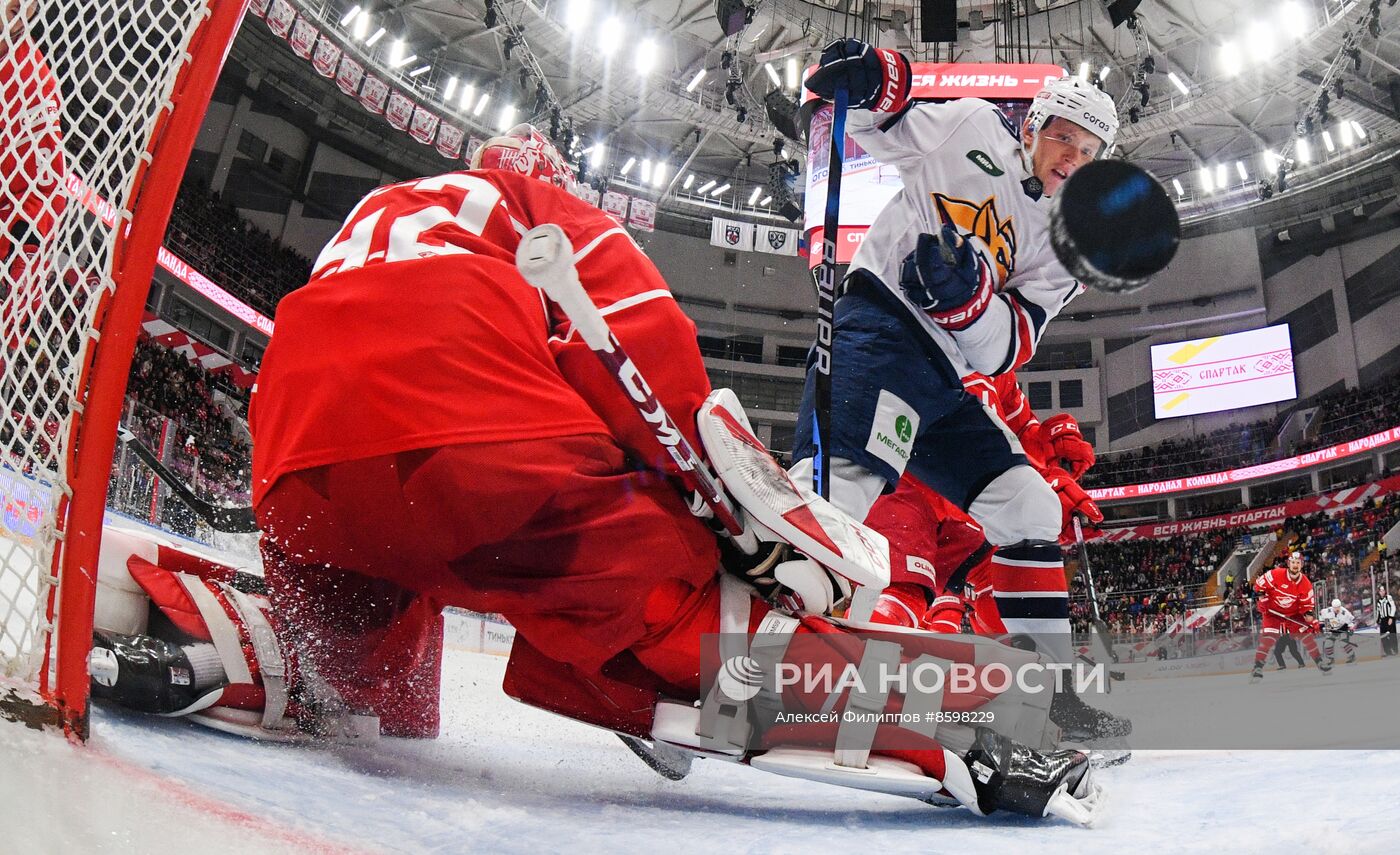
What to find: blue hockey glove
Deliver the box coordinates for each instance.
[899,225,993,330]
[804,38,911,113]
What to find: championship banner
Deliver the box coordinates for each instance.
[265,0,297,39]
[756,223,798,256]
[408,105,439,144]
[628,198,656,232]
[1096,474,1400,542]
[358,75,389,114]
[576,185,601,208]
[384,91,415,131]
[311,36,342,77]
[601,191,629,224]
[248,0,272,17]
[1090,425,1400,502]
[335,56,364,98]
[435,123,464,158]
[464,136,485,164]
[710,217,754,251]
[287,16,318,58]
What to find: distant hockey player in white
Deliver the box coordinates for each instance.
[794,39,1128,742]
[1320,598,1358,665]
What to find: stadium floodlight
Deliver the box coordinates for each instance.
[620,156,636,175]
[1200,166,1214,193]
[748,186,763,205]
[590,143,605,168]
[444,76,458,100]
[696,179,716,194]
[340,5,361,27]
[599,17,623,56]
[1296,137,1311,163]
[408,65,430,78]
[365,26,386,47]
[1099,65,1112,82]
[1352,120,1367,139]
[497,104,517,131]
[765,63,782,87]
[565,0,591,32]
[1236,161,1248,181]
[1167,72,1190,95]
[636,39,658,75]
[639,160,652,183]
[1322,130,1336,152]
[1171,177,1185,197]
[1220,42,1242,77]
[459,83,475,110]
[760,195,772,206]
[683,173,695,189]
[1246,22,1275,63]
[652,162,667,187]
[685,68,706,92]
[474,92,490,115]
[1281,2,1309,39]
[786,57,798,89]
[1340,121,1354,146]
[711,183,730,197]
[1215,163,1228,188]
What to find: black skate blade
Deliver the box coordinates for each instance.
[618,734,694,781]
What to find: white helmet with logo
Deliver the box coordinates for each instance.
[1026,74,1119,153]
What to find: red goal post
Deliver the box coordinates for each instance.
[0,0,249,738]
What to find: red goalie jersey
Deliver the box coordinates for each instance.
[250,169,710,504]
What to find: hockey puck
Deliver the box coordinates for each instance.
[1050,159,1180,294]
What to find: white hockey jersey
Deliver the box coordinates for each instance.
[847,99,1083,378]
[1320,605,1356,632]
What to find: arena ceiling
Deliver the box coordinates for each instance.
[238,1,1400,218]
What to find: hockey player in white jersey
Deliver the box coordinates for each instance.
[793,39,1129,742]
[1320,598,1358,665]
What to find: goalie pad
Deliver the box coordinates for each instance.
[697,389,890,616]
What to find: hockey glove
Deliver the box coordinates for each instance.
[899,226,994,331]
[1039,413,1095,479]
[804,38,911,113]
[1039,465,1103,544]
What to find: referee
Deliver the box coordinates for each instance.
[1378,585,1397,657]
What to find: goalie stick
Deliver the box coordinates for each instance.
[117,427,259,533]
[514,224,753,550]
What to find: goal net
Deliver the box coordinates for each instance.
[0,0,246,736]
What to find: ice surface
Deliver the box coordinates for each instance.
[4,642,1399,854]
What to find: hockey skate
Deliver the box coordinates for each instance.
[1050,683,1131,767]
[1250,663,1264,684]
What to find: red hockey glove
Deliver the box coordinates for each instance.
[1040,466,1103,543]
[1040,413,1095,479]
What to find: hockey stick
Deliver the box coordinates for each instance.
[117,427,260,533]
[1072,516,1123,683]
[514,224,753,550]
[810,86,847,500]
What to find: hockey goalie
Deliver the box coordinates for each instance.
[90,124,1103,824]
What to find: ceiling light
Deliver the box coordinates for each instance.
[683,173,695,189]
[354,14,369,41]
[1219,42,1242,77]
[1099,65,1112,82]
[497,104,516,131]
[1352,121,1367,139]
[1236,161,1248,181]
[474,92,490,115]
[365,27,386,47]
[599,17,624,56]
[1214,163,1227,188]
[696,179,716,193]
[748,186,762,205]
[786,57,798,89]
[765,63,782,87]
[1340,121,1354,146]
[1200,166,1214,194]
[1078,61,1090,81]
[1322,130,1335,152]
[1171,178,1185,196]
[1296,137,1311,163]
[636,39,658,75]
[590,143,605,168]
[459,83,475,110]
[389,38,406,66]
[685,68,706,92]
[408,65,430,78]
[640,159,652,182]
[652,162,667,187]
[1246,22,1275,62]
[1263,150,1280,172]
[1167,72,1189,95]
[711,183,730,197]
[760,195,772,206]
[1281,2,1309,39]
[620,156,636,175]
[565,0,591,32]
[444,76,458,100]
[340,5,361,27]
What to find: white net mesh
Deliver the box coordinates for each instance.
[0,0,220,694]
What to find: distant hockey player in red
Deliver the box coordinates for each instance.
[1251,551,1329,682]
[249,124,1102,823]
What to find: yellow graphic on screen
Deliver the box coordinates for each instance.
[1169,337,1220,365]
[1162,393,1190,411]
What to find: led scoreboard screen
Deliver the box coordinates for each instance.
[1150,324,1298,419]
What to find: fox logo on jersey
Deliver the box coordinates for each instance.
[932,193,1018,286]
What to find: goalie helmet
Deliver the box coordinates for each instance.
[471,123,579,195]
[1026,75,1119,152]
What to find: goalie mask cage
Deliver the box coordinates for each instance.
[0,0,247,738]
